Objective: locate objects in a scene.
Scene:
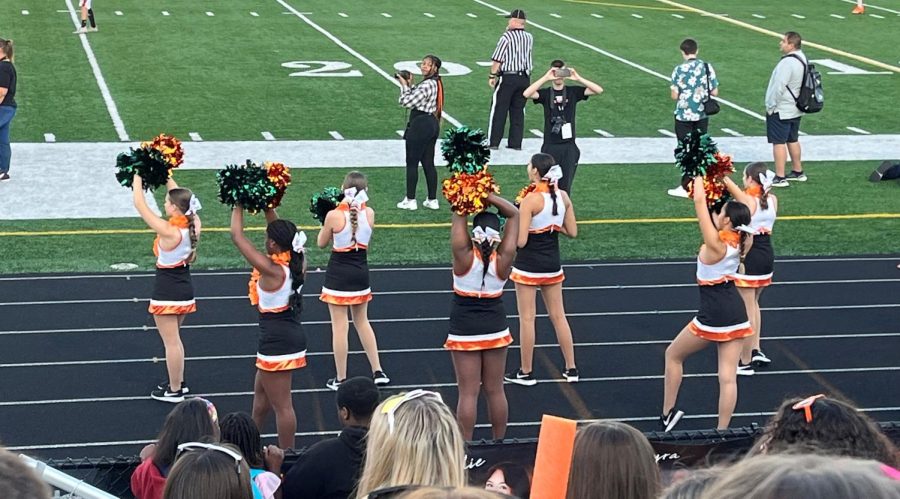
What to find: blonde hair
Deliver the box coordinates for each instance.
[398,487,507,499]
[700,453,900,499]
[355,394,467,498]
[343,171,368,247]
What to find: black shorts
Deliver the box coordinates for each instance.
[766,113,801,144]
[675,118,709,144]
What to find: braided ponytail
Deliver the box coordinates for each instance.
[548,183,559,216]
[266,220,305,319]
[745,162,771,210]
[738,232,747,274]
[349,206,359,247]
[168,188,199,264]
[530,153,560,216]
[186,214,198,264]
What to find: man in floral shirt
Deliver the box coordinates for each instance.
[668,38,719,198]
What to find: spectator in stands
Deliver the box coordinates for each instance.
[356,390,467,498]
[0,446,51,499]
[283,376,380,499]
[163,442,254,499]
[132,398,220,499]
[484,462,531,498]
[700,454,900,499]
[220,412,284,499]
[751,394,899,467]
[565,421,660,499]
[659,468,720,499]
[397,487,511,498]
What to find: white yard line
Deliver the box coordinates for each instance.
[206,11,215,16]
[631,13,643,19]
[791,14,806,19]
[466,12,478,18]
[870,13,885,18]
[550,13,562,18]
[721,128,744,137]
[672,14,684,19]
[250,11,259,17]
[43,133,56,143]
[424,12,435,18]
[529,129,544,138]
[114,10,123,16]
[381,12,392,18]
[338,12,348,18]
[847,126,871,135]
[22,10,29,15]
[261,131,276,141]
[657,129,677,138]
[472,0,767,121]
[162,11,170,16]
[752,14,766,19]
[830,14,845,19]
[276,0,462,127]
[591,13,604,18]
[594,129,614,137]
[188,132,203,141]
[328,130,345,140]
[64,0,129,141]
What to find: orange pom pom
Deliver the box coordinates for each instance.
[442,168,499,215]
[141,134,184,169]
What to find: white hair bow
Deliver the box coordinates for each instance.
[185,195,202,216]
[542,165,564,185]
[472,226,501,245]
[735,225,756,234]
[343,187,369,208]
[291,231,307,253]
[758,170,777,191]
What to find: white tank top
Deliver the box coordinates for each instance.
[453,249,507,298]
[256,264,296,313]
[155,227,192,268]
[696,237,741,285]
[749,195,777,235]
[333,203,372,251]
[530,192,565,233]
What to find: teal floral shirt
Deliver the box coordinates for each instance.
[670,59,719,122]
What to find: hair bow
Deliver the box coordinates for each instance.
[759,170,777,191]
[735,225,756,234]
[292,231,307,253]
[542,165,564,185]
[472,226,501,245]
[343,187,369,208]
[185,195,202,216]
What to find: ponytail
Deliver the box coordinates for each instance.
[738,231,748,275]
[186,214,198,264]
[549,183,559,216]
[349,205,359,247]
[478,240,493,286]
[425,54,443,120]
[0,38,13,62]
[759,187,770,211]
[287,248,304,319]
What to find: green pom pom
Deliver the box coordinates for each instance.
[441,126,490,174]
[675,132,718,179]
[216,160,277,213]
[115,147,170,191]
[309,186,343,225]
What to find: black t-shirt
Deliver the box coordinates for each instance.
[0,60,16,107]
[534,85,588,144]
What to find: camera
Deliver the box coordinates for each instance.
[553,67,571,78]
[550,115,566,135]
[394,70,411,80]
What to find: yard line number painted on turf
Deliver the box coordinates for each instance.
[282,60,477,77]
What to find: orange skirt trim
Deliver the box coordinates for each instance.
[148,302,196,315]
[444,334,513,351]
[320,292,372,305]
[688,322,754,342]
[510,271,565,286]
[733,276,773,288]
[256,356,307,372]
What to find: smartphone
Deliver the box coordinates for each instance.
[554,68,571,78]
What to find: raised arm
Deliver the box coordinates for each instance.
[559,191,578,238]
[693,178,725,261]
[489,194,519,278]
[132,175,178,238]
[517,195,535,248]
[230,206,282,279]
[723,177,756,215]
[569,68,603,96]
[317,210,339,249]
[523,69,554,99]
[451,213,473,274]
[264,208,279,224]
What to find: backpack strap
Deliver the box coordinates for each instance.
[781,53,808,101]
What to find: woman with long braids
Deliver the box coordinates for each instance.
[724,162,778,375]
[231,206,307,450]
[660,177,754,432]
[395,54,444,211]
[318,172,389,391]
[133,175,201,403]
[447,193,519,440]
[505,153,578,386]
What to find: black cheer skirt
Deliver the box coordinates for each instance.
[149,266,196,315]
[256,310,307,371]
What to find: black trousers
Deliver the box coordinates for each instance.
[674,118,709,144]
[488,73,530,149]
[404,111,439,200]
[541,141,581,194]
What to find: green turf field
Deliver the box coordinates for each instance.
[3,0,899,141]
[0,162,897,273]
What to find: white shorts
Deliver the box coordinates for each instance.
[79,0,93,9]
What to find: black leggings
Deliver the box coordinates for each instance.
[405,112,439,200]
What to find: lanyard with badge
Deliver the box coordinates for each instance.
[550,87,573,139]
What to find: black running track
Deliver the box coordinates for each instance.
[1,257,899,461]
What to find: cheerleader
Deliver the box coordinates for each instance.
[505,153,578,386]
[447,193,519,440]
[230,206,307,450]
[317,172,389,391]
[724,163,777,375]
[660,177,754,432]
[132,175,200,403]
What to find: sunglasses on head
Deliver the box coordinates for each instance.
[380,389,443,434]
[791,394,826,423]
[176,442,243,475]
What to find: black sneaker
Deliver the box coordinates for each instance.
[151,386,186,403]
[562,367,579,383]
[157,380,190,394]
[504,369,537,386]
[785,170,807,182]
[0,173,10,182]
[326,378,345,391]
[372,371,391,386]
[660,408,684,432]
[751,349,771,367]
[737,361,755,376]
[771,176,790,188]
[869,160,899,182]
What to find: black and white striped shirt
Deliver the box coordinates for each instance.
[399,78,438,114]
[491,28,533,73]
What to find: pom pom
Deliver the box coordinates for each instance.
[441,126,491,174]
[675,132,718,179]
[679,137,737,208]
[141,134,184,169]
[115,146,170,191]
[441,168,500,215]
[514,183,538,206]
[216,160,277,214]
[264,161,292,210]
[309,186,343,225]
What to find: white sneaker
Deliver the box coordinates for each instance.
[73,27,87,34]
[422,199,439,210]
[396,198,418,210]
[88,26,98,32]
[667,185,689,198]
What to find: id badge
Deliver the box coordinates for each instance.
[561,123,573,140]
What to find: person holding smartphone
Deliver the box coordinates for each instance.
[523,60,603,194]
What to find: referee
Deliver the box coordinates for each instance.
[488,9,533,150]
